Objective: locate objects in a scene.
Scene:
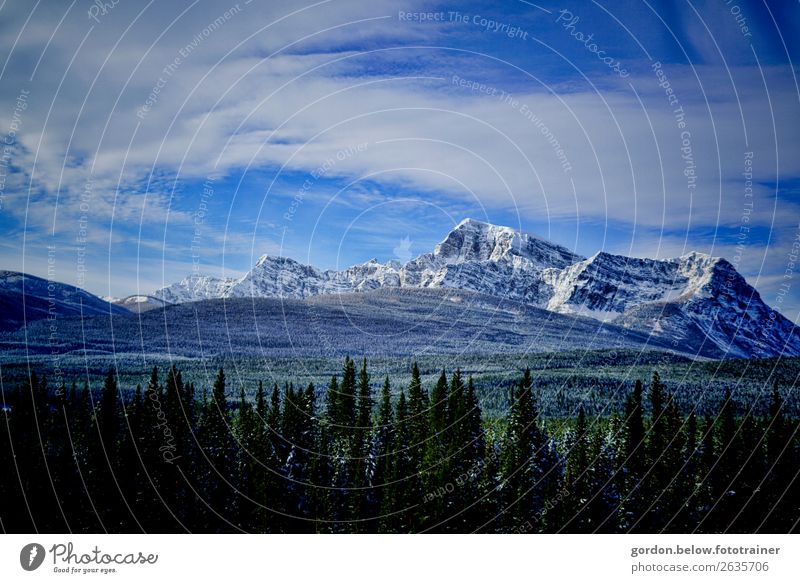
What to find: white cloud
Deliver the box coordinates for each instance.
[0,0,798,311]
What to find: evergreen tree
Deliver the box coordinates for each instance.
[694,415,717,532]
[406,362,430,470]
[93,368,127,530]
[374,376,394,531]
[458,376,487,532]
[404,363,428,529]
[198,368,235,532]
[351,359,374,529]
[422,370,450,527]
[707,388,739,532]
[763,382,794,532]
[235,385,258,531]
[620,379,646,530]
[673,410,700,531]
[562,406,592,532]
[499,368,549,531]
[384,389,417,532]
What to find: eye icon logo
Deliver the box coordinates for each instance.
[20,543,46,571]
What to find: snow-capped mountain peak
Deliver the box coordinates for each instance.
[153,219,800,358]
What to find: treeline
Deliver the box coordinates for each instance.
[0,358,797,533]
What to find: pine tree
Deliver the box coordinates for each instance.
[267,382,283,465]
[708,388,739,532]
[351,359,374,529]
[620,379,646,530]
[644,371,667,525]
[732,411,765,532]
[458,376,487,532]
[93,368,127,530]
[499,368,548,531]
[656,393,686,532]
[562,406,591,532]
[198,367,234,532]
[339,357,357,436]
[404,362,428,529]
[374,376,394,531]
[763,382,793,532]
[250,380,280,532]
[235,385,258,530]
[673,410,700,532]
[378,389,418,532]
[694,415,716,532]
[98,368,120,451]
[406,362,429,469]
[422,369,449,527]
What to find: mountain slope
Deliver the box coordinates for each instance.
[543,251,800,358]
[1,288,704,358]
[0,270,128,331]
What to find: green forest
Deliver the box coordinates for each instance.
[1,357,797,533]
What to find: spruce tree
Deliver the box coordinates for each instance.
[199,367,234,531]
[374,376,394,530]
[562,406,591,532]
[405,363,428,529]
[499,368,548,531]
[620,379,646,530]
[763,382,793,532]
[351,359,374,529]
[384,389,417,532]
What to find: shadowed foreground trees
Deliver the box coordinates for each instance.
[0,362,797,533]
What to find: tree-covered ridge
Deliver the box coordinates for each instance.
[0,359,797,533]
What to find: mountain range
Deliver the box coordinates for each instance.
[152,219,800,359]
[1,219,798,359]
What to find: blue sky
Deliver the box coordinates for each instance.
[0,0,799,318]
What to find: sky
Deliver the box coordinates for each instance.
[0,0,798,319]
